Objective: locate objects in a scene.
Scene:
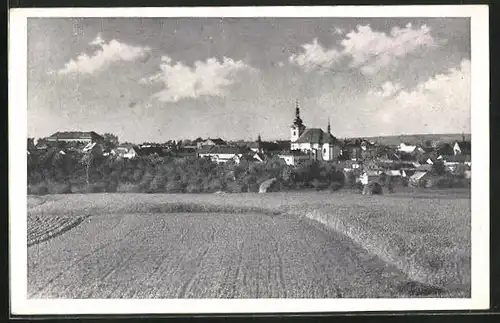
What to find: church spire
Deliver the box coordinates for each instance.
[293,99,304,128]
[327,118,331,134]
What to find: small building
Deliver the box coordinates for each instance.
[341,141,363,161]
[397,142,417,154]
[385,170,403,177]
[197,138,227,149]
[173,147,197,159]
[278,150,311,166]
[453,141,471,155]
[198,146,245,164]
[442,154,472,167]
[112,144,141,159]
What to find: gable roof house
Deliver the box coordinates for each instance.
[453,140,471,155]
[441,154,472,171]
[112,144,142,159]
[278,150,312,166]
[197,138,227,149]
[341,140,363,161]
[46,131,104,143]
[198,146,247,164]
[397,142,417,154]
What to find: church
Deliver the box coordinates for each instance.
[289,100,341,161]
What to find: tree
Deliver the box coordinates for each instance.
[102,133,119,150]
[432,160,446,175]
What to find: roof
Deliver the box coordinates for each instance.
[410,171,429,181]
[47,131,103,140]
[203,138,227,145]
[279,150,311,157]
[294,128,337,144]
[117,143,137,150]
[455,141,471,153]
[385,170,402,176]
[415,164,433,172]
[443,154,471,163]
[198,146,243,155]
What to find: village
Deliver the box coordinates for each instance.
[28,101,471,191]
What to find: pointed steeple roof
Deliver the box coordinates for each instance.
[292,99,304,128]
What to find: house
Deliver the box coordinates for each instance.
[384,170,403,177]
[173,147,197,159]
[453,140,471,155]
[112,144,141,159]
[442,154,472,170]
[239,152,265,163]
[397,142,417,154]
[198,146,246,164]
[436,143,455,156]
[341,140,363,161]
[278,150,311,166]
[197,138,227,149]
[360,140,378,159]
[46,131,103,143]
[415,164,433,172]
[138,144,165,156]
[289,100,341,161]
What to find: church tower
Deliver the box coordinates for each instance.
[327,118,331,135]
[290,99,306,142]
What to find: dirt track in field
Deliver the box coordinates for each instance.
[28,212,441,298]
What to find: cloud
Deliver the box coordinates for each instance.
[57,33,151,75]
[367,59,470,133]
[334,27,344,35]
[141,55,256,102]
[342,23,436,74]
[289,38,342,72]
[290,23,436,74]
[367,81,402,98]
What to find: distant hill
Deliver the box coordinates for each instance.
[351,133,471,147]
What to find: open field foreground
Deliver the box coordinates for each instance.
[27,191,470,298]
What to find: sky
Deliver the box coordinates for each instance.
[27,17,471,143]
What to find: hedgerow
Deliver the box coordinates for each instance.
[27,148,346,194]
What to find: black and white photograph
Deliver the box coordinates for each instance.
[9,5,489,315]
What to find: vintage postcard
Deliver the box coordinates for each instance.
[9,5,489,315]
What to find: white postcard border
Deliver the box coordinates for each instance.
[9,5,490,315]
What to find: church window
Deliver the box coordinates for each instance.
[293,131,296,136]
[323,148,327,154]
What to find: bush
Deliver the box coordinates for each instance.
[226,181,246,193]
[329,181,343,192]
[185,183,203,193]
[84,182,107,193]
[247,183,260,193]
[28,183,49,195]
[362,182,383,195]
[165,180,184,193]
[47,182,72,194]
[149,174,167,193]
[116,183,142,193]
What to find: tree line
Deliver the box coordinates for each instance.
[27,147,346,195]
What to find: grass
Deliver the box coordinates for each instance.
[27,189,470,296]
